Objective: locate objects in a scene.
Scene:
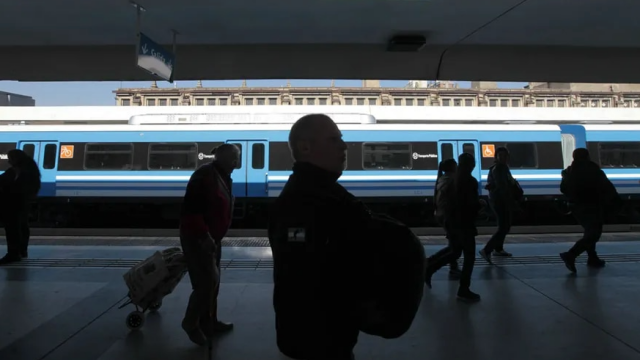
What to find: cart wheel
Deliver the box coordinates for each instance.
[126,311,145,330]
[149,300,163,312]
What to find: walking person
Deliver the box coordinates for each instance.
[432,159,461,276]
[425,153,481,302]
[0,149,41,265]
[559,148,618,273]
[479,147,521,264]
[179,144,239,346]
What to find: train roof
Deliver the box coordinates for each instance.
[0,123,563,132]
[1,106,640,125]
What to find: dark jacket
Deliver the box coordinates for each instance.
[0,167,40,218]
[451,174,482,236]
[268,162,369,360]
[561,160,618,208]
[180,162,234,242]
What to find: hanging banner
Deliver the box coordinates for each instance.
[136,32,175,82]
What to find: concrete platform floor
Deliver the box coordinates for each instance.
[1,236,640,360]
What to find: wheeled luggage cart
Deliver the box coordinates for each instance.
[119,247,188,330]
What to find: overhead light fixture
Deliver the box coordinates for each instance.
[387,34,427,52]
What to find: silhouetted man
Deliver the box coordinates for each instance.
[179,144,239,345]
[480,147,521,263]
[268,114,363,360]
[559,148,618,273]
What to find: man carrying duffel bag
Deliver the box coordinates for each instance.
[268,114,425,360]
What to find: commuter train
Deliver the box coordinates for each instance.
[1,106,640,228]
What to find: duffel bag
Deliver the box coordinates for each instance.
[357,214,426,339]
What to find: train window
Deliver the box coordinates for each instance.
[148,143,198,170]
[598,142,640,168]
[440,143,454,161]
[22,144,35,159]
[252,143,265,169]
[462,143,475,158]
[43,144,57,169]
[231,143,243,169]
[505,142,538,168]
[84,143,134,170]
[362,143,412,170]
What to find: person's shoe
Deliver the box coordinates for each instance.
[560,252,577,273]
[479,249,493,265]
[0,254,22,266]
[587,257,606,268]
[457,288,481,302]
[213,320,234,333]
[181,320,207,346]
[493,249,512,257]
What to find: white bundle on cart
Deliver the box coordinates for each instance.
[120,247,189,330]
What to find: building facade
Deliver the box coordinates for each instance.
[0,91,35,106]
[113,81,640,109]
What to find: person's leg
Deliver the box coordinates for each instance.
[20,212,30,258]
[561,206,605,272]
[0,216,23,265]
[209,239,233,332]
[180,235,213,346]
[457,233,480,302]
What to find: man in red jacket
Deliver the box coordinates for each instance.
[179,143,239,346]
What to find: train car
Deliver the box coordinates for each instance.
[583,125,640,215]
[0,118,571,228]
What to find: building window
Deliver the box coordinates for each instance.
[500,99,509,107]
[245,98,253,105]
[158,99,167,106]
[368,98,378,105]
[511,99,521,107]
[257,98,265,105]
[345,98,353,105]
[207,98,216,105]
[220,98,228,106]
[269,98,278,105]
[465,99,474,107]
[558,99,566,107]
[146,99,156,106]
[170,99,179,106]
[319,98,327,105]
[195,98,204,106]
[591,100,599,107]
[536,100,544,107]
[148,143,198,170]
[505,143,538,168]
[418,99,426,106]
[598,142,640,168]
[357,98,365,106]
[84,143,134,170]
[295,98,303,105]
[454,99,462,107]
[442,99,451,106]
[307,98,316,105]
[406,99,414,106]
[601,99,611,107]
[393,99,402,106]
[362,143,413,170]
[546,99,555,107]
[121,99,131,106]
[489,99,497,107]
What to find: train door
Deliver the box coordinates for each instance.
[225,140,269,197]
[437,140,482,184]
[17,141,59,195]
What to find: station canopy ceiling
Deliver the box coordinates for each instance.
[1,0,640,83]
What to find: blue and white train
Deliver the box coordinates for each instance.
[1,106,639,228]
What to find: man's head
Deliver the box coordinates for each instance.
[212,144,240,175]
[572,148,590,162]
[495,147,510,165]
[288,114,347,173]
